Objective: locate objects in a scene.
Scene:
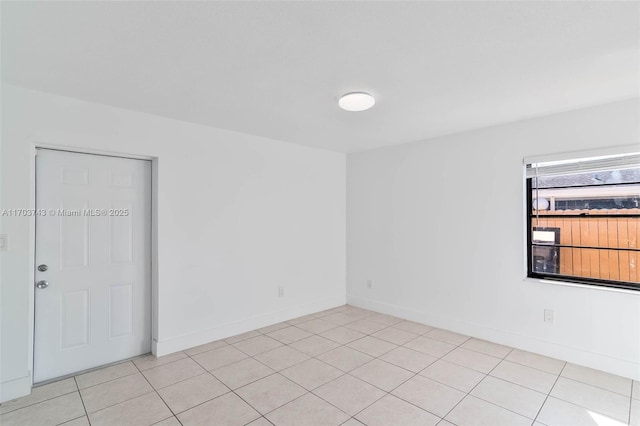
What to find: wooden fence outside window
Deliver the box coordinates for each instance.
[532,209,640,283]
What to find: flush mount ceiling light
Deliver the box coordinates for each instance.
[338,92,375,112]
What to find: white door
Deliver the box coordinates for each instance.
[34,149,151,383]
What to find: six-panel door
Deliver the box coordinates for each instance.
[34,149,151,382]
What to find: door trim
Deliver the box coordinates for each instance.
[29,142,159,386]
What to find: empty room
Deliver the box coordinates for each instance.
[1,1,639,425]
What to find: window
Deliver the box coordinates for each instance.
[526,152,640,291]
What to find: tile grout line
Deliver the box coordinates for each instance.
[340,327,480,423]
[532,361,567,425]
[557,374,634,398]
[436,347,518,424]
[130,354,183,425]
[183,342,310,423]
[72,376,90,425]
[192,314,370,426]
[0,387,80,416]
[632,382,638,425]
[376,335,476,422]
[325,323,475,423]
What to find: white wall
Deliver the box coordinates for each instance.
[347,99,640,380]
[0,84,346,401]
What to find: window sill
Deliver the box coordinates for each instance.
[523,277,640,295]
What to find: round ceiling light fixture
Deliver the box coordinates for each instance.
[338,92,375,112]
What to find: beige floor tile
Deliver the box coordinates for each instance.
[289,335,340,356]
[246,417,274,426]
[631,398,640,426]
[380,346,437,373]
[317,346,374,372]
[404,336,456,358]
[536,396,623,426]
[366,313,404,326]
[16,308,638,426]
[342,308,375,319]
[460,338,512,358]
[267,326,313,344]
[320,326,366,345]
[133,351,187,371]
[471,375,546,419]
[157,373,229,414]
[323,305,349,313]
[89,392,172,426]
[183,339,228,356]
[254,345,310,371]
[75,361,138,389]
[80,372,153,413]
[287,314,318,325]
[561,363,632,396]
[315,306,346,316]
[0,378,77,414]
[60,416,90,426]
[344,319,388,335]
[420,359,485,393]
[153,417,181,426]
[177,392,260,426]
[314,375,386,416]
[393,320,434,335]
[236,374,307,415]
[505,349,565,375]
[232,335,283,356]
[442,347,501,374]
[212,358,275,389]
[341,418,366,426]
[322,312,359,326]
[266,393,349,426]
[295,318,338,334]
[372,327,418,345]
[550,377,630,423]
[0,392,85,426]
[347,336,397,357]
[184,340,229,356]
[392,375,465,418]
[425,329,470,345]
[225,330,262,344]
[445,395,531,426]
[281,358,344,390]
[142,357,205,389]
[191,345,248,371]
[491,360,559,394]
[356,394,440,426]
[257,321,290,334]
[351,359,414,392]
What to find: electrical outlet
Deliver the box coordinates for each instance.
[0,234,7,251]
[278,286,284,297]
[544,309,554,324]
[366,279,373,289]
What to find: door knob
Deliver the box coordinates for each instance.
[36,280,49,289]
[37,264,48,272]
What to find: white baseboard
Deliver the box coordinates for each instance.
[0,374,32,404]
[347,294,640,381]
[154,295,346,357]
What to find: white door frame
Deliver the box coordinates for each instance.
[27,142,159,386]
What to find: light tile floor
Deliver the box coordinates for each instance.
[2,305,639,426]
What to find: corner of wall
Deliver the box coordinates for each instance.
[347,293,640,381]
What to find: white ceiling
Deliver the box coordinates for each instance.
[2,1,638,153]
